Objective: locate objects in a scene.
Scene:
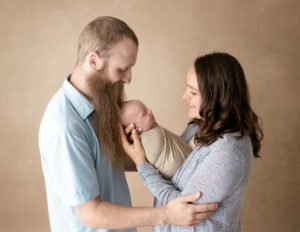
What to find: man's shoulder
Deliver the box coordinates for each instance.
[39,88,84,137]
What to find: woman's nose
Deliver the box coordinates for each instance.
[182,91,188,100]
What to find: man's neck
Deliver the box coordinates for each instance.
[69,66,92,100]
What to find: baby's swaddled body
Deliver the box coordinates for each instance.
[141,124,192,180]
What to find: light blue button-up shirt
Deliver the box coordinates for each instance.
[39,76,136,232]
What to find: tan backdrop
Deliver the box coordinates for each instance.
[0,0,299,231]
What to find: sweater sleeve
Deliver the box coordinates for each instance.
[137,143,247,205]
[181,146,246,204]
[137,163,181,205]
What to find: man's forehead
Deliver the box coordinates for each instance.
[108,39,137,65]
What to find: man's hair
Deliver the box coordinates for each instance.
[76,16,138,65]
[193,52,263,157]
[87,72,127,170]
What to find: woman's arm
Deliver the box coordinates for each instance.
[181,146,246,204]
[122,127,249,206]
[139,145,246,205]
[137,162,182,204]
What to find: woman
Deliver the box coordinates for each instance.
[122,52,263,231]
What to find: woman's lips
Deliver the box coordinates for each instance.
[188,103,196,109]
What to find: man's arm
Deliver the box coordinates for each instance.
[75,193,217,229]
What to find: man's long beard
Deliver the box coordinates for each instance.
[87,72,126,170]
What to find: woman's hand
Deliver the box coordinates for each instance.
[120,124,147,166]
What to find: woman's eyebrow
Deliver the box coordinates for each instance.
[187,84,199,91]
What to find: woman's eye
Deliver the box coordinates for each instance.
[191,92,197,95]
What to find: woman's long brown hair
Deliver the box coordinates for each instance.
[194,52,263,157]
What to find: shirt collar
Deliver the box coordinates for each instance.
[62,74,94,120]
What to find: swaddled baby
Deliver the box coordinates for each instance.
[120,100,192,180]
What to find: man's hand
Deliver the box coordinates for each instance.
[164,192,218,226]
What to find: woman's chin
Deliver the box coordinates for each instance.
[187,112,194,119]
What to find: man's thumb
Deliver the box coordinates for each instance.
[180,192,202,203]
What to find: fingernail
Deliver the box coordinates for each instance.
[138,128,143,132]
[130,123,134,128]
[132,129,136,134]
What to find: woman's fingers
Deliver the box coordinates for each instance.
[124,123,135,135]
[131,129,142,147]
[120,124,147,165]
[119,124,130,147]
[119,123,135,151]
[125,123,142,135]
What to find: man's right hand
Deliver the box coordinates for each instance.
[164,192,218,226]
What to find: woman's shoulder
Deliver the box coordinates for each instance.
[181,121,198,143]
[210,132,253,161]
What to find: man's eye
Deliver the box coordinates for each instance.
[119,68,128,72]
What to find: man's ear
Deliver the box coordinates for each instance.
[88,51,105,71]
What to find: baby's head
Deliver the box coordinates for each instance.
[120,100,156,132]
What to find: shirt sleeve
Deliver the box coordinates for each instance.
[42,132,100,206]
[137,146,245,205]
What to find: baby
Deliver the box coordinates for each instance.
[120,100,192,180]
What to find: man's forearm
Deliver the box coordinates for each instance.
[75,193,218,229]
[75,198,166,229]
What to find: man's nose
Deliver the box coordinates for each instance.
[122,69,132,84]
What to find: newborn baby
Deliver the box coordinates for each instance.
[120,100,192,179]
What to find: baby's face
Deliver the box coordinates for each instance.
[125,100,156,131]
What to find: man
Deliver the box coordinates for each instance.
[39,16,217,231]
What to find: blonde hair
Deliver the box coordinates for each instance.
[76,16,138,65]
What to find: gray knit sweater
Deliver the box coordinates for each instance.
[137,123,253,231]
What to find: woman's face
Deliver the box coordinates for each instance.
[182,66,202,119]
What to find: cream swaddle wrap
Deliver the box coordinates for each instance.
[140,124,192,180]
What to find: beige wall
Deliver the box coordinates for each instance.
[0,0,299,231]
